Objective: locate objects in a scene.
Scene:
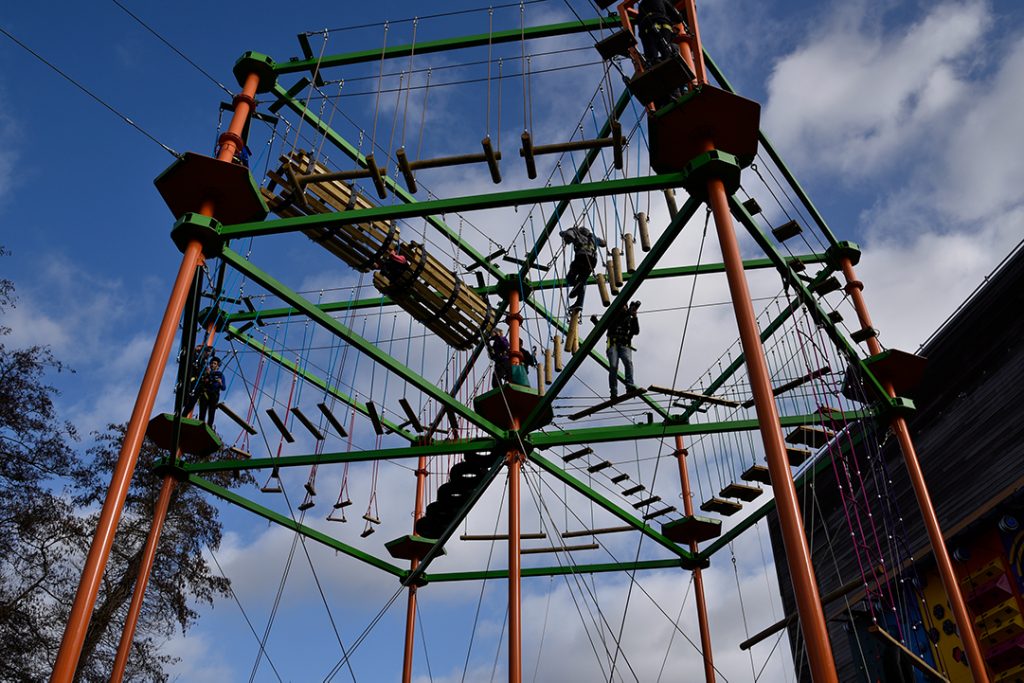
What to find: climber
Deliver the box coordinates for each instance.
[560,224,606,314]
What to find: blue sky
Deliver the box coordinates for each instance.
[2,0,1023,681]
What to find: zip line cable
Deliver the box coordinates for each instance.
[0,23,178,157]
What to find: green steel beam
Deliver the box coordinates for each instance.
[702,50,842,249]
[180,438,497,474]
[524,195,703,431]
[222,255,827,324]
[528,452,693,560]
[530,410,873,449]
[188,474,405,577]
[225,324,415,442]
[729,198,891,401]
[425,557,692,583]
[270,83,504,279]
[220,247,507,438]
[219,173,690,240]
[276,17,618,74]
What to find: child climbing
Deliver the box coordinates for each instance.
[560,224,606,314]
[197,356,226,426]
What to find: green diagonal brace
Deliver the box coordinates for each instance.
[219,173,691,240]
[524,194,703,430]
[188,474,404,577]
[530,410,873,448]
[528,453,693,561]
[180,438,498,474]
[226,324,415,442]
[220,247,507,438]
[729,198,891,401]
[276,17,618,74]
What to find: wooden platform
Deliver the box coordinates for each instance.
[741,464,772,485]
[661,515,722,544]
[146,413,222,457]
[842,348,929,401]
[786,447,812,467]
[385,534,442,562]
[474,384,552,431]
[567,387,647,420]
[785,425,834,449]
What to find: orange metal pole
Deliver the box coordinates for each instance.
[108,476,176,683]
[674,436,715,682]
[838,258,990,682]
[676,0,708,85]
[707,176,838,682]
[401,453,429,683]
[506,287,523,683]
[53,71,262,683]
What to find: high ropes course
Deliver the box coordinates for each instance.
[52,2,991,682]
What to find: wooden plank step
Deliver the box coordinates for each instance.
[700,498,743,516]
[787,447,812,467]
[567,386,647,420]
[720,482,763,502]
[785,425,834,449]
[741,464,772,485]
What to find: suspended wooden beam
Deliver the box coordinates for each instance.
[867,625,950,682]
[217,402,257,435]
[562,525,633,538]
[586,461,613,474]
[650,385,741,408]
[623,233,636,272]
[562,447,593,463]
[290,407,325,441]
[519,126,624,180]
[596,272,611,306]
[633,496,661,509]
[265,408,295,443]
[260,466,283,493]
[461,532,547,541]
[643,506,676,520]
[741,366,833,408]
[621,484,645,496]
[398,398,424,433]
[227,446,251,459]
[636,211,651,251]
[567,387,646,420]
[521,543,599,555]
[365,401,385,436]
[317,402,348,437]
[502,254,550,272]
[610,473,629,484]
[553,334,563,371]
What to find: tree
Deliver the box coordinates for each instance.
[0,248,253,680]
[0,247,82,681]
[67,425,254,682]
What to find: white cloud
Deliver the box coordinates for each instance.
[762,2,989,177]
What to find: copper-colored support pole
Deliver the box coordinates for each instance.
[506,287,523,683]
[674,436,715,682]
[401,454,429,683]
[838,258,989,682]
[53,70,263,683]
[677,0,708,85]
[108,476,176,683]
[708,176,838,682]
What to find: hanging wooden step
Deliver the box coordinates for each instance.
[262,150,401,272]
[627,56,693,107]
[662,515,722,544]
[562,525,633,539]
[594,28,637,60]
[841,348,928,401]
[521,543,599,555]
[316,402,348,437]
[562,447,593,463]
[217,402,257,435]
[787,447,812,467]
[741,464,772,485]
[650,385,740,408]
[587,461,613,474]
[396,137,501,193]
[567,386,646,420]
[374,241,499,350]
[520,123,624,179]
[643,506,676,521]
[785,425,834,449]
[771,219,802,242]
[720,482,763,502]
[290,407,325,441]
[700,498,743,516]
[146,413,222,457]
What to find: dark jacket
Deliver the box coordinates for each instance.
[608,307,640,345]
[638,0,684,26]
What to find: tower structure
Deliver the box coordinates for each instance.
[51,3,988,681]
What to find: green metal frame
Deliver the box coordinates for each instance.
[161,15,904,589]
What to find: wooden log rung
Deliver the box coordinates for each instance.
[562,447,593,462]
[651,385,741,408]
[217,402,258,435]
[290,407,325,441]
[562,525,633,538]
[398,398,424,433]
[365,401,385,436]
[521,543,599,555]
[265,408,294,443]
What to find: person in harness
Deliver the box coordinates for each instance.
[636,0,687,66]
[560,224,606,314]
[487,326,512,387]
[606,300,641,399]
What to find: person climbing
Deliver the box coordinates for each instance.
[180,344,212,418]
[487,326,512,387]
[197,356,226,427]
[606,300,640,399]
[636,0,687,67]
[560,224,606,314]
[378,241,410,285]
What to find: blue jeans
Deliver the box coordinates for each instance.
[608,343,634,396]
